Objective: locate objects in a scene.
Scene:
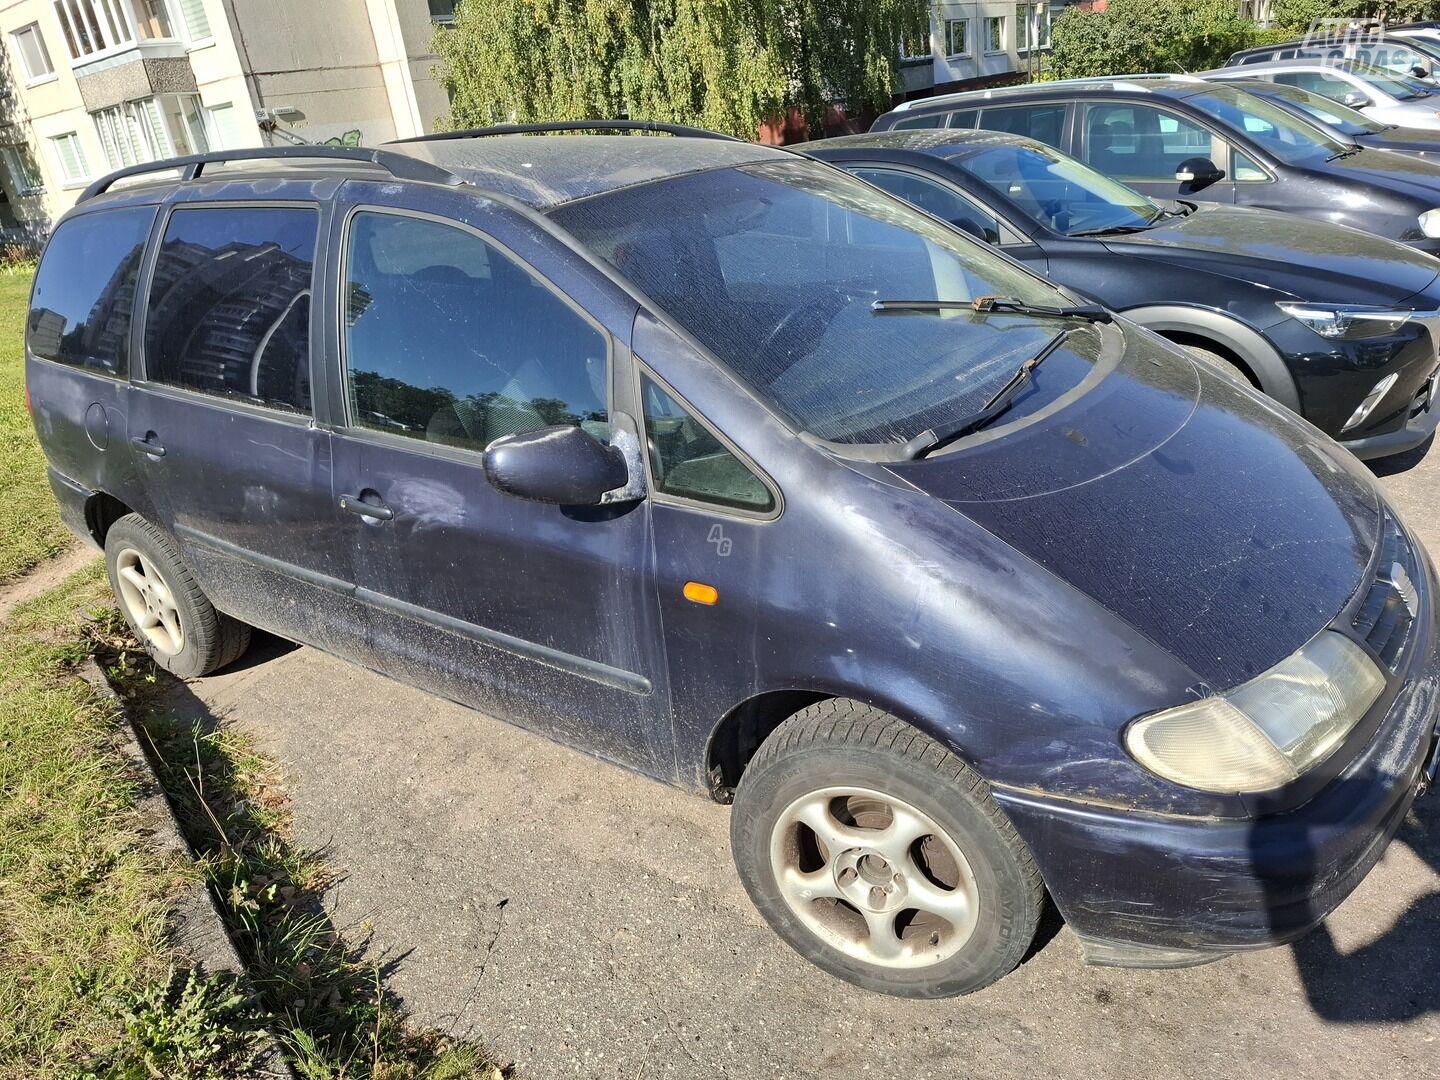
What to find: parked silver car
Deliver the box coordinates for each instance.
[1206,59,1440,131]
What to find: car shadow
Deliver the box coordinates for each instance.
[1367,435,1434,478]
[1253,768,1440,1024]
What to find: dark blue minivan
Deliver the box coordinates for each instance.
[25,129,1440,997]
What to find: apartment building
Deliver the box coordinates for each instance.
[0,0,456,241]
[899,2,1057,99]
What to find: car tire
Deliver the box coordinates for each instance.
[1182,343,1254,387]
[105,513,251,678]
[730,700,1044,998]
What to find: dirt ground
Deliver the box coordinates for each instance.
[137,439,1440,1080]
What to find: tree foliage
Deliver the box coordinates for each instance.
[433,0,929,138]
[1044,0,1261,79]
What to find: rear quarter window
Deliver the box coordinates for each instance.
[28,206,156,377]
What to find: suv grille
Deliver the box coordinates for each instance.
[1351,513,1421,671]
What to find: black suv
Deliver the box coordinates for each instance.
[807,129,1440,458]
[871,76,1440,252]
[25,130,1440,997]
[1226,31,1440,80]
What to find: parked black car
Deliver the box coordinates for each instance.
[1226,30,1440,81]
[25,130,1440,998]
[1200,75,1440,158]
[871,76,1440,253]
[806,129,1440,458]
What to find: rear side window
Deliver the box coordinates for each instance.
[977,104,1067,147]
[143,206,317,414]
[342,211,608,451]
[28,206,155,377]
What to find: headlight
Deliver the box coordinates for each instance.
[1125,631,1384,793]
[1277,302,1413,339]
[1421,208,1440,237]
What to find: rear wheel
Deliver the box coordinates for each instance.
[105,514,251,678]
[730,700,1043,997]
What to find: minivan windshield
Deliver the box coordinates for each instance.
[1185,86,1351,163]
[961,142,1162,235]
[552,159,1084,447]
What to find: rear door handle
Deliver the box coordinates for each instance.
[131,434,166,457]
[338,493,394,521]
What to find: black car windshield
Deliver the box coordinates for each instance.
[551,159,1082,446]
[1345,62,1432,99]
[961,142,1162,235]
[1185,86,1351,163]
[1255,83,1387,135]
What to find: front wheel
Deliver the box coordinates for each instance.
[730,701,1043,997]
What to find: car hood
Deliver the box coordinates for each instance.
[1101,203,1440,304]
[1319,143,1440,202]
[1362,125,1440,157]
[885,325,1382,690]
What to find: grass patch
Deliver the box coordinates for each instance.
[111,650,507,1080]
[0,267,70,585]
[0,566,261,1079]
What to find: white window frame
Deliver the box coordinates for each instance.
[173,0,213,47]
[49,131,91,186]
[945,18,969,59]
[984,15,1006,55]
[50,0,205,63]
[11,22,57,84]
[899,20,933,62]
[1,145,46,196]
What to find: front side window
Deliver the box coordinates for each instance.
[961,143,1160,236]
[1082,103,1215,181]
[850,167,1002,244]
[1231,148,1269,182]
[144,206,317,413]
[642,376,772,512]
[551,159,1075,448]
[343,211,608,452]
[29,206,154,377]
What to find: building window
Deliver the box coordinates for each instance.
[899,21,931,61]
[50,132,90,184]
[984,16,1006,54]
[427,0,457,23]
[1016,4,1050,51]
[12,23,55,82]
[945,18,968,58]
[175,0,210,42]
[1,145,45,196]
[92,93,207,169]
[51,0,200,61]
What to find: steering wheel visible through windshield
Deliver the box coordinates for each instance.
[960,143,1162,236]
[551,158,1088,448]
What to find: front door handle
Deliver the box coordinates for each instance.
[131,434,166,457]
[338,493,394,521]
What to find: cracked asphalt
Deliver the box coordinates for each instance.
[161,440,1440,1080]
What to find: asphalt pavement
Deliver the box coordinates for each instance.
[159,438,1440,1080]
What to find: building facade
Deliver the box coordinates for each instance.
[899,3,1056,101]
[0,0,454,240]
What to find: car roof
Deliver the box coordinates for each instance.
[1229,31,1421,57]
[1204,58,1381,78]
[78,133,789,214]
[388,134,785,209]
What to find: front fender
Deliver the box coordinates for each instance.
[1119,305,1299,410]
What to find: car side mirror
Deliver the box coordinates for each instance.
[1175,156,1225,195]
[1411,64,1431,80]
[484,424,632,506]
[1342,90,1371,108]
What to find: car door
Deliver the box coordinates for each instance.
[1077,101,1239,205]
[843,163,1048,271]
[126,197,367,655]
[325,181,674,779]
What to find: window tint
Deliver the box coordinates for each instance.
[850,167,1001,243]
[1082,103,1214,181]
[948,110,979,129]
[977,104,1066,148]
[891,114,942,130]
[144,206,316,413]
[343,211,608,451]
[28,206,154,377]
[642,376,772,512]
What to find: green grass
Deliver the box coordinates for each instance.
[0,567,260,1079]
[0,267,70,584]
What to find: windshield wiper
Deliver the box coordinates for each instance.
[1069,222,1154,237]
[871,296,1113,322]
[1326,145,1364,161]
[900,327,1076,460]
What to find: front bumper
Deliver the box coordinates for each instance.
[1341,370,1440,459]
[993,529,1440,968]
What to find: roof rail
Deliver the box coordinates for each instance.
[391,119,741,144]
[891,73,1204,112]
[76,145,464,204]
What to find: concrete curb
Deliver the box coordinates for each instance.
[78,657,296,1080]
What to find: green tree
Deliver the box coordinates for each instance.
[1045,0,1261,80]
[433,0,929,138]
